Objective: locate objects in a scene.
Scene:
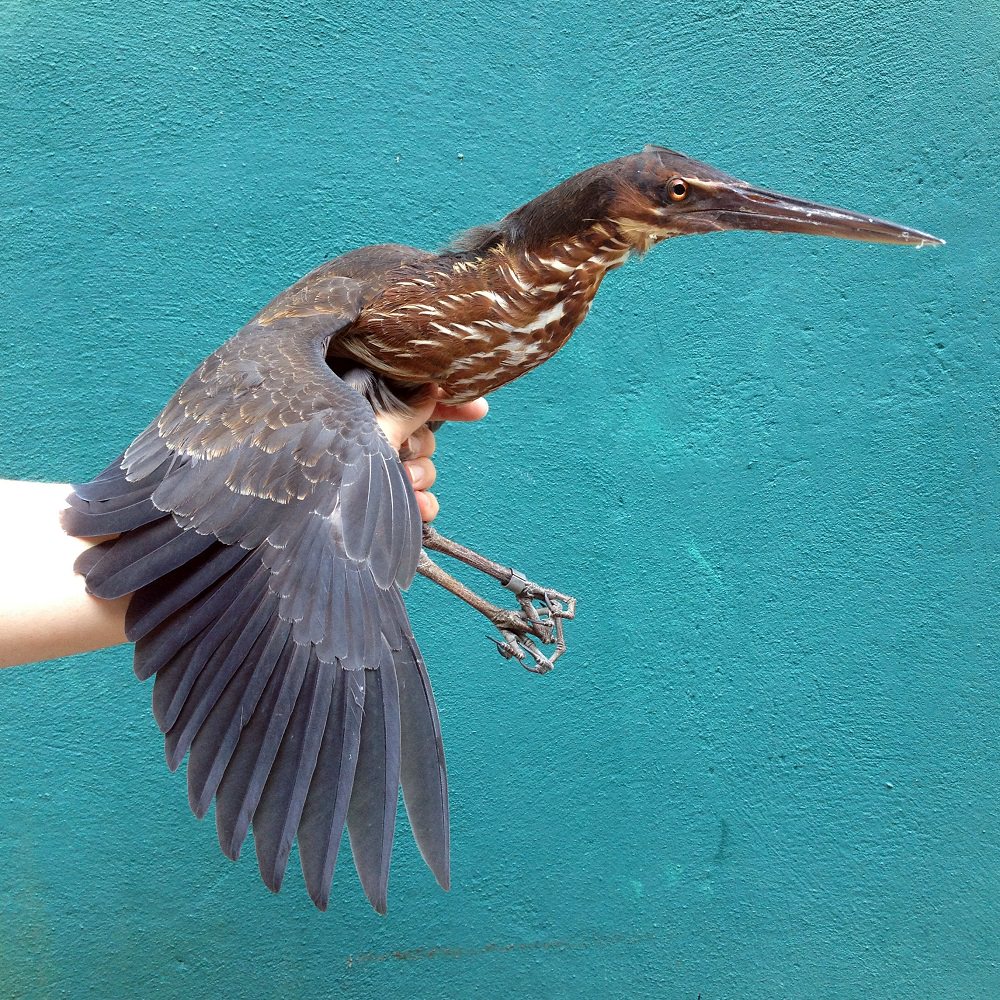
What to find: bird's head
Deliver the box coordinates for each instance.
[605,145,943,252]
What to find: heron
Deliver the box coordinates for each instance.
[61,145,942,912]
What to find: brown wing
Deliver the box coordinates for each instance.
[62,264,449,913]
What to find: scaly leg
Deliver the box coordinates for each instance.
[417,526,576,674]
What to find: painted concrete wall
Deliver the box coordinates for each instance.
[1,2,996,997]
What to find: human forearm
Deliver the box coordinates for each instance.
[0,479,129,668]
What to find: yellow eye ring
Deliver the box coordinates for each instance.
[668,178,689,202]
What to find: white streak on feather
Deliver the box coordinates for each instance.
[506,266,535,292]
[520,300,565,333]
[472,289,510,307]
[429,321,467,337]
[537,257,574,273]
[396,303,444,314]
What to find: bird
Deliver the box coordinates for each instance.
[61,145,942,914]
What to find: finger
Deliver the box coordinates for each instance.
[415,490,439,523]
[403,457,437,491]
[430,397,489,423]
[400,425,436,462]
[375,385,440,451]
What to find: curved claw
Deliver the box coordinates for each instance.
[488,631,554,675]
[487,633,520,662]
[515,635,555,674]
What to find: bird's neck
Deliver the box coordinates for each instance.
[486,222,633,312]
[343,222,636,403]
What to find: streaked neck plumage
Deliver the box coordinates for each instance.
[342,221,635,402]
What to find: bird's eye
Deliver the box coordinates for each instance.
[667,178,689,202]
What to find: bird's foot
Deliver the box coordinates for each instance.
[485,578,576,674]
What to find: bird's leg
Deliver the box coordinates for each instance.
[415,552,568,675]
[417,526,576,674]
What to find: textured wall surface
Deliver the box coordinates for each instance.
[1,2,996,997]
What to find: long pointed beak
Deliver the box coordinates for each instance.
[703,184,944,248]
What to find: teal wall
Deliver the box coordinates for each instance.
[1,2,996,997]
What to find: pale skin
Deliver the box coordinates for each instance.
[0,393,488,670]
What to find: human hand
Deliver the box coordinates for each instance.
[376,391,489,523]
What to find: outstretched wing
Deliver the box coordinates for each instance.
[62,269,449,912]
